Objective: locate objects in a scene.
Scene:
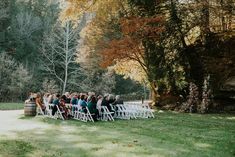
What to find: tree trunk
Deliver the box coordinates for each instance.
[63,21,70,94]
[201,0,210,36]
[150,81,160,106]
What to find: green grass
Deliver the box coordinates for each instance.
[0,140,34,157]
[1,112,235,157]
[0,103,24,110]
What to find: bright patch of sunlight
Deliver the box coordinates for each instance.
[194,143,211,148]
[227,117,235,120]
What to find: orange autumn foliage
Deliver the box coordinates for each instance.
[100,16,165,68]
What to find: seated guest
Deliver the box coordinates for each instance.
[79,95,88,113]
[111,95,123,111]
[59,96,69,119]
[101,94,109,106]
[87,92,95,102]
[96,95,103,114]
[70,93,79,116]
[112,95,124,105]
[101,94,115,113]
[47,94,54,104]
[52,94,60,116]
[61,92,71,104]
[108,94,115,104]
[87,96,99,121]
[35,93,46,112]
[43,93,50,104]
[71,93,79,105]
[25,92,35,103]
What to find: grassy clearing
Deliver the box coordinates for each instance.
[0,103,24,110]
[0,112,235,157]
[0,140,34,157]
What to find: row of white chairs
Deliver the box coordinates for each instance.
[37,101,154,122]
[112,103,155,119]
[71,105,115,122]
[71,105,94,122]
[38,102,115,122]
[37,103,66,120]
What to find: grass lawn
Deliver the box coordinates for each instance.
[0,111,235,157]
[0,103,24,110]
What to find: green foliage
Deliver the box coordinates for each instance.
[0,0,60,101]
[41,78,60,94]
[0,53,31,102]
[113,74,144,95]
[126,0,188,95]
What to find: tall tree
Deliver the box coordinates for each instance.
[41,20,82,93]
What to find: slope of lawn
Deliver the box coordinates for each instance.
[0,103,24,110]
[0,111,235,157]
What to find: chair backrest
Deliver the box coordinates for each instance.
[109,104,115,111]
[142,103,151,110]
[115,105,122,111]
[101,106,108,112]
[56,105,64,120]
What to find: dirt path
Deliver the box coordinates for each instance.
[0,110,49,137]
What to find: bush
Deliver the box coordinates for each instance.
[0,52,31,102]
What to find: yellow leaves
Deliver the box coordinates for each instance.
[61,0,128,22]
[111,60,147,83]
[184,26,201,46]
[60,0,94,21]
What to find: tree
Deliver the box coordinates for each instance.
[41,20,82,94]
[0,52,31,102]
[42,78,60,94]
[64,0,187,104]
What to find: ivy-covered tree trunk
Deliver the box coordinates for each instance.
[150,81,160,106]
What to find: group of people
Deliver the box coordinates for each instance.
[26,92,124,121]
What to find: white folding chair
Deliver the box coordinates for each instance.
[73,106,87,122]
[84,107,94,122]
[44,103,53,117]
[55,105,65,120]
[71,105,77,117]
[101,106,114,121]
[116,104,130,119]
[124,104,137,119]
[109,104,117,118]
[142,104,155,118]
[134,105,145,118]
